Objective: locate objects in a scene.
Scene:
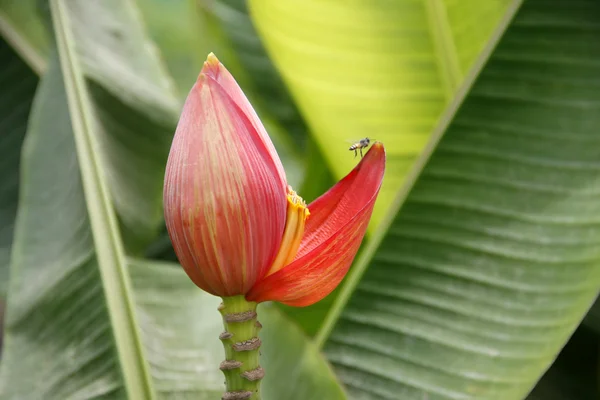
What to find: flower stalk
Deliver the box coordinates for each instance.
[219,296,264,400]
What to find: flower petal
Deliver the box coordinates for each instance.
[246,143,386,306]
[202,53,287,186]
[298,142,386,258]
[164,58,287,297]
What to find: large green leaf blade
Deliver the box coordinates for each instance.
[51,0,160,395]
[0,37,37,297]
[442,0,516,76]
[56,0,181,250]
[0,53,132,398]
[248,0,514,227]
[0,0,180,251]
[319,0,600,398]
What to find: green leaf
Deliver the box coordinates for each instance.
[0,0,49,73]
[259,303,347,400]
[248,0,514,228]
[278,291,338,339]
[134,0,205,98]
[53,0,154,389]
[0,0,179,251]
[53,0,181,251]
[0,38,38,297]
[0,50,150,398]
[312,0,600,398]
[298,137,337,204]
[0,39,345,400]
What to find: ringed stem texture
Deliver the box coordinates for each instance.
[219,296,264,400]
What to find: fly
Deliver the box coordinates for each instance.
[349,137,371,158]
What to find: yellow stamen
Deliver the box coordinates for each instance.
[266,186,310,277]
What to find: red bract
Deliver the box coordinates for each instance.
[164,54,385,307]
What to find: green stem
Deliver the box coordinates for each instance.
[219,295,263,400]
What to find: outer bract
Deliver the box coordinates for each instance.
[164,54,287,297]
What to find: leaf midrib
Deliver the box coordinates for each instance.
[49,0,155,398]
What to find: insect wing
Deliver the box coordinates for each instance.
[345,138,361,145]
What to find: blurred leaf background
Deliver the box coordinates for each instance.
[1,0,599,399]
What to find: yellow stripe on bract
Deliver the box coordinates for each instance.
[266,186,309,277]
[196,78,249,292]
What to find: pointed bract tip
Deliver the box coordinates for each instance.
[371,141,384,151]
[206,52,220,65]
[364,141,385,160]
[200,52,221,80]
[196,73,207,83]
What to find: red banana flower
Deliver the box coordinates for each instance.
[164,54,385,307]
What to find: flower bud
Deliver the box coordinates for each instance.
[164,54,385,306]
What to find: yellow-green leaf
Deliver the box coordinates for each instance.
[248,0,513,227]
